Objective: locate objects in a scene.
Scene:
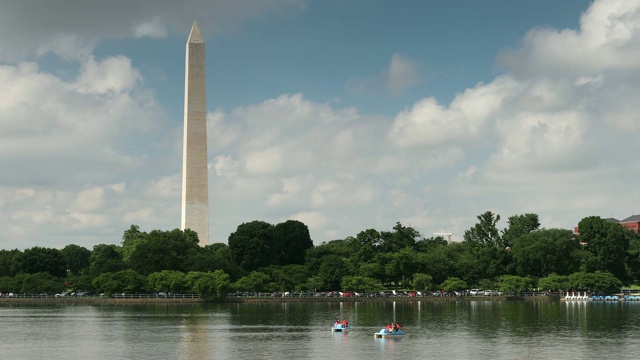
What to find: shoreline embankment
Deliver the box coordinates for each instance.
[0,295,553,305]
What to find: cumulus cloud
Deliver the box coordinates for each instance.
[3,0,640,249]
[207,93,435,243]
[384,0,640,235]
[0,52,177,248]
[0,57,160,177]
[497,0,640,78]
[75,56,142,94]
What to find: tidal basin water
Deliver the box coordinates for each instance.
[1,300,639,359]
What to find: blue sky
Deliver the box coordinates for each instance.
[2,0,639,250]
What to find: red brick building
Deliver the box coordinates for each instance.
[574,215,640,235]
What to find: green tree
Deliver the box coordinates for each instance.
[449,241,487,286]
[233,271,271,293]
[188,270,231,298]
[19,273,64,294]
[62,244,91,276]
[627,233,640,283]
[114,269,147,293]
[578,216,630,282]
[128,228,200,276]
[415,246,453,285]
[567,271,622,294]
[271,220,313,266]
[380,222,420,253]
[501,213,540,247]
[262,264,309,291]
[459,212,509,281]
[147,270,188,293]
[440,277,467,293]
[511,229,581,277]
[189,243,243,280]
[0,249,21,277]
[17,247,66,278]
[121,224,146,262]
[349,229,383,265]
[464,211,501,247]
[89,244,127,276]
[340,276,383,292]
[412,273,433,291]
[305,239,351,275]
[537,273,569,292]
[228,221,274,272]
[357,262,385,283]
[302,276,323,292]
[92,273,119,295]
[0,276,15,293]
[66,273,95,292]
[415,236,448,253]
[92,269,146,295]
[499,275,528,295]
[383,247,418,288]
[318,255,349,290]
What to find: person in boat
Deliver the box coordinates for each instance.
[335,320,341,326]
[342,319,348,327]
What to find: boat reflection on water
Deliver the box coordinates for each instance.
[375,335,405,354]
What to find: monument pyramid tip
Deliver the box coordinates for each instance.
[188,20,204,43]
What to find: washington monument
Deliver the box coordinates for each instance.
[181,21,209,246]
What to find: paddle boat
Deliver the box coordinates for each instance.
[331,322,350,332]
[374,327,407,339]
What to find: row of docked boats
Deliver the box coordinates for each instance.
[563,292,640,301]
[591,295,640,301]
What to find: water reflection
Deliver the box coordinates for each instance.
[3,301,640,360]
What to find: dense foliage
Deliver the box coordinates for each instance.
[1,214,639,297]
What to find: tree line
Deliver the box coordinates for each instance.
[0,213,638,297]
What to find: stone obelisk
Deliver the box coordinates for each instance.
[181,21,209,246]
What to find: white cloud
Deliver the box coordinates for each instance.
[245,146,285,175]
[70,187,105,212]
[134,18,168,39]
[288,211,328,234]
[388,75,519,148]
[146,176,181,198]
[348,53,424,96]
[67,211,109,229]
[35,33,95,61]
[497,0,640,78]
[75,56,141,94]
[387,53,422,95]
[108,183,126,194]
[4,0,640,250]
[123,208,156,224]
[0,53,176,248]
[267,177,308,207]
[0,0,305,61]
[381,0,640,240]
[213,155,240,178]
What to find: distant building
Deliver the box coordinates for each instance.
[573,215,640,238]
